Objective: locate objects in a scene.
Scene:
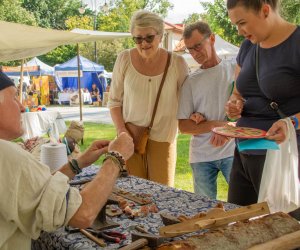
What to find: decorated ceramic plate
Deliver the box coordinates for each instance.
[212,125,267,139]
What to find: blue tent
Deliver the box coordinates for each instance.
[54,56,106,98]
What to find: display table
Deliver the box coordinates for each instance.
[21,110,67,141]
[58,92,70,104]
[58,92,92,105]
[32,166,238,249]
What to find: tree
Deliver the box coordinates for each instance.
[183,13,202,25]
[200,0,243,46]
[21,0,82,29]
[0,0,36,25]
[280,0,300,24]
[97,0,173,32]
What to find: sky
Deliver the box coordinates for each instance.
[165,0,213,24]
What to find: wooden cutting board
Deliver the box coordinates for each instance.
[159,202,270,237]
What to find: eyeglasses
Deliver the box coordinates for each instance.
[184,34,210,53]
[132,34,157,44]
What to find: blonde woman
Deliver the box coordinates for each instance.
[108,10,189,186]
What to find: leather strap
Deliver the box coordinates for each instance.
[255,45,286,118]
[149,52,171,129]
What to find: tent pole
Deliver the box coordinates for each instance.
[19,59,25,103]
[77,44,83,122]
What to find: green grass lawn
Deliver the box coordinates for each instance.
[70,121,229,201]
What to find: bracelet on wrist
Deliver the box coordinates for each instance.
[225,115,238,122]
[68,159,82,175]
[103,154,126,176]
[107,151,126,166]
[291,115,299,129]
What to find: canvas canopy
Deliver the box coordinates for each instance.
[0,21,131,62]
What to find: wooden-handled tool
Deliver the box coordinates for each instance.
[248,230,300,250]
[118,238,148,250]
[80,229,107,247]
[119,232,166,250]
[159,202,270,237]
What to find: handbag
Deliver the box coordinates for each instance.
[258,118,300,213]
[256,45,300,212]
[125,52,171,154]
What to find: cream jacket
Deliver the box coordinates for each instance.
[0,139,82,250]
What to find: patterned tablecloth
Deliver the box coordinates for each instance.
[32,165,238,249]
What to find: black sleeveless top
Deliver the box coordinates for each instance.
[236,26,300,152]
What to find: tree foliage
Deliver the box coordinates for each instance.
[280,0,300,24]
[183,13,202,25]
[200,0,243,46]
[21,0,82,29]
[0,0,36,25]
[97,0,173,32]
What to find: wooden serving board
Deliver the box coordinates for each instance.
[159,202,270,237]
[112,187,152,205]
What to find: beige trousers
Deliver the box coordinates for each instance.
[126,139,176,187]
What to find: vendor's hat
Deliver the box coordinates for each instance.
[0,71,15,91]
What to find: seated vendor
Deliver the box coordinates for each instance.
[91,83,101,103]
[0,72,134,250]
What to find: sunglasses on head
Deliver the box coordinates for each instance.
[132,34,157,44]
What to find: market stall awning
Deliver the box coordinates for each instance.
[0,21,131,62]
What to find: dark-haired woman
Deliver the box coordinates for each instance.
[223,0,300,206]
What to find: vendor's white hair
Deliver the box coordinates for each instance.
[130,10,164,36]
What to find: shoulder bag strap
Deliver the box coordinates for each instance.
[255,45,286,118]
[149,52,171,129]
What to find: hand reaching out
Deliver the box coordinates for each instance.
[266,120,288,144]
[108,132,134,160]
[78,140,110,168]
[225,99,243,120]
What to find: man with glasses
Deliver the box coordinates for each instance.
[177,21,236,199]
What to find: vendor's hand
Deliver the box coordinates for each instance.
[190,112,206,124]
[266,120,288,144]
[210,133,231,147]
[108,132,134,160]
[225,99,243,120]
[77,140,110,168]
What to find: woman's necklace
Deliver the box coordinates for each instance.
[138,49,161,82]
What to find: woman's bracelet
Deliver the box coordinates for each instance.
[68,159,82,175]
[291,116,299,129]
[225,115,238,122]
